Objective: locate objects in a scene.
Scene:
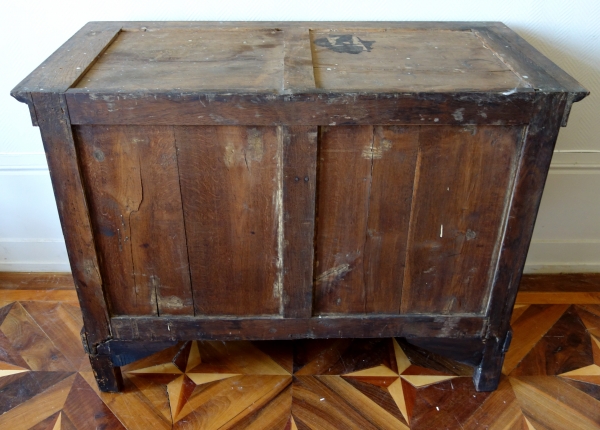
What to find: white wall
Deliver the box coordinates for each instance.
[1,0,598,272]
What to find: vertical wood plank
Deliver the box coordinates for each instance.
[283,27,316,93]
[314,126,373,315]
[175,126,281,316]
[401,125,523,315]
[30,93,110,349]
[77,125,194,316]
[282,127,318,318]
[364,126,419,314]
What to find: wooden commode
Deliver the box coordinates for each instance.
[12,21,588,392]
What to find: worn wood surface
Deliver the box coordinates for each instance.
[314,126,374,314]
[475,93,568,391]
[310,29,528,92]
[77,125,193,316]
[30,93,110,352]
[282,127,318,318]
[365,127,420,314]
[110,314,485,342]
[65,91,535,126]
[76,28,284,92]
[175,126,281,316]
[401,125,523,315]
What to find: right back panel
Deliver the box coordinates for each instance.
[313,125,524,316]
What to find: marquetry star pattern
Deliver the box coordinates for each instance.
[122,340,292,426]
[1,299,600,429]
[342,338,457,425]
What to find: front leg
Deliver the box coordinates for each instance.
[473,329,512,391]
[89,354,123,393]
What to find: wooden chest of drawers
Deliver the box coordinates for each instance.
[12,21,587,392]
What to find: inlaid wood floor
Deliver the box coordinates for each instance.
[0,273,599,429]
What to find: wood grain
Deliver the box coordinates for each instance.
[175,126,281,316]
[30,93,110,351]
[282,127,318,318]
[401,125,523,315]
[76,28,284,92]
[310,29,527,92]
[365,126,419,313]
[110,314,486,342]
[314,126,373,314]
[77,125,193,316]
[66,91,535,126]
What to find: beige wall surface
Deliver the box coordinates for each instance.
[0,0,598,272]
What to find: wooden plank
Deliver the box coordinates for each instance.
[76,28,284,92]
[365,126,419,313]
[110,314,486,342]
[519,273,600,292]
[175,126,281,316]
[401,125,523,315]
[30,92,110,350]
[283,28,316,93]
[65,91,535,126]
[516,273,600,304]
[282,127,317,317]
[0,273,74,290]
[310,29,527,92]
[314,126,373,314]
[76,125,193,316]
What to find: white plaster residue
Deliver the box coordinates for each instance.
[502,88,518,96]
[274,128,284,313]
[452,108,465,121]
[440,224,444,238]
[315,264,351,284]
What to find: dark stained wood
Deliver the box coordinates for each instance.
[517,273,600,304]
[30,93,110,352]
[65,91,536,126]
[88,354,123,392]
[365,126,419,314]
[0,272,75,290]
[282,127,317,318]
[76,125,194,316]
[404,337,484,367]
[96,340,178,367]
[476,93,569,391]
[314,126,373,314]
[401,125,523,315]
[175,126,281,316]
[110,314,486,342]
[520,273,600,292]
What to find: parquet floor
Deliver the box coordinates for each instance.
[0,274,599,429]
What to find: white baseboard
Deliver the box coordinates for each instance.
[0,240,69,272]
